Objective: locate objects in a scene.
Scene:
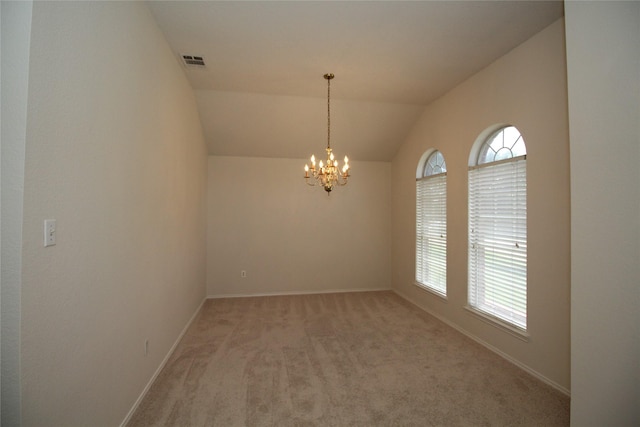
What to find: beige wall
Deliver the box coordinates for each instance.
[1,1,33,424]
[391,19,570,392]
[18,2,208,425]
[207,156,391,297]
[565,2,640,425]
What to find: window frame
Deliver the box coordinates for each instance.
[467,126,528,336]
[416,150,448,298]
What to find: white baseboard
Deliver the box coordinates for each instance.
[207,287,392,299]
[119,297,206,427]
[392,288,571,397]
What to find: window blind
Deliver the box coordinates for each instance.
[416,173,447,295]
[468,157,526,329]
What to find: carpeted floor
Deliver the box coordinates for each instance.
[127,291,569,426]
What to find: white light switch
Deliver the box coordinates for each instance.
[44,219,56,247]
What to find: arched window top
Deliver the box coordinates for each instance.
[424,150,447,176]
[476,126,526,165]
[418,150,447,179]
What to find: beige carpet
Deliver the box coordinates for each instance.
[127,291,569,426]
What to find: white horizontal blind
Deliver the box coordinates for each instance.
[416,173,447,295]
[468,157,526,329]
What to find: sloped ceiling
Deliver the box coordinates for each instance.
[147,1,564,161]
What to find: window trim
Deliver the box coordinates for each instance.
[468,126,528,332]
[464,305,530,341]
[468,154,527,171]
[416,150,448,298]
[415,280,448,300]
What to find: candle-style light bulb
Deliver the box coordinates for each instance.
[304,164,309,172]
[344,155,349,164]
[319,160,324,168]
[311,155,316,165]
[330,152,335,161]
[334,160,338,167]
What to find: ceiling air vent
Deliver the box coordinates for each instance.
[181,54,206,69]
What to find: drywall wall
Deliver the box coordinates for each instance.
[207,156,391,296]
[1,1,33,424]
[565,2,640,425]
[391,19,570,391]
[19,2,207,425]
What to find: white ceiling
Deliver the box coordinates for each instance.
[147,1,564,161]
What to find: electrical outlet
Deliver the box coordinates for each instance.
[241,270,247,278]
[44,219,56,247]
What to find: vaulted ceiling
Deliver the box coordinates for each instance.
[147,1,564,161]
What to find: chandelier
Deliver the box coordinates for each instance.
[304,73,350,194]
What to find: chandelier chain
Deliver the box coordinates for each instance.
[327,75,331,150]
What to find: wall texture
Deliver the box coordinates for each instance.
[19,2,208,425]
[207,156,391,297]
[565,2,640,425]
[391,19,570,392]
[1,1,33,424]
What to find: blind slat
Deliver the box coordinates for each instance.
[416,173,447,295]
[468,157,527,329]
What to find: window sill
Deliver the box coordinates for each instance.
[464,306,530,342]
[414,281,448,301]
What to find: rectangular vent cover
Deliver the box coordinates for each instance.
[181,54,206,68]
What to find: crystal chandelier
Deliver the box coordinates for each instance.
[304,73,350,194]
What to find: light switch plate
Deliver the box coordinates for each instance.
[44,219,56,247]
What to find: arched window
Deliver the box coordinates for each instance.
[468,126,527,330]
[416,150,447,296]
